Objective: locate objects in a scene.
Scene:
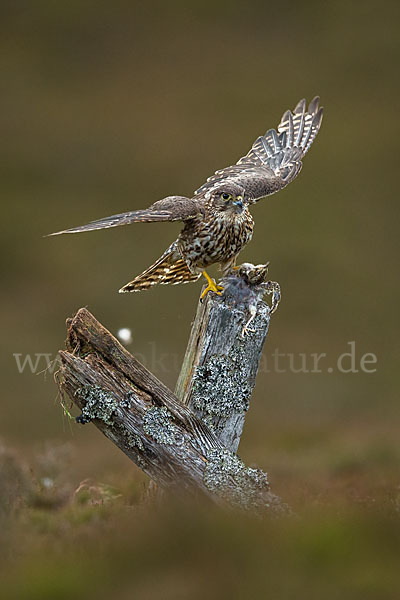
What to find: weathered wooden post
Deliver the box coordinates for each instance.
[176,263,280,452]
[57,264,285,513]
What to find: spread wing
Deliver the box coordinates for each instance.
[194,96,323,203]
[48,196,203,236]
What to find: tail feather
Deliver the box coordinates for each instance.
[119,244,200,293]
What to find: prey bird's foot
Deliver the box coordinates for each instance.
[241,318,256,338]
[241,307,260,337]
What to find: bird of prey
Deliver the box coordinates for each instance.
[49,97,323,299]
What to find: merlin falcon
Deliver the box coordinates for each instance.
[50,97,323,299]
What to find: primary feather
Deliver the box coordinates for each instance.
[194,96,323,202]
[48,197,202,235]
[48,97,323,295]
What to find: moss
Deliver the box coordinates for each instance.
[143,406,183,446]
[75,385,118,425]
[204,448,270,510]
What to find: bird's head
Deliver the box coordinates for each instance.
[209,183,247,214]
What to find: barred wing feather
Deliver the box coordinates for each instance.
[194,96,323,203]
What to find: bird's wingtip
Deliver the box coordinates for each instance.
[45,228,81,236]
[44,231,63,237]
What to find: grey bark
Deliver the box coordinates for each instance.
[176,263,280,452]
[57,303,283,511]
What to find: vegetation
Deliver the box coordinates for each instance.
[1,0,399,597]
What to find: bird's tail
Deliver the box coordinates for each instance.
[119,244,200,293]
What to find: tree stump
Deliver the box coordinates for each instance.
[56,264,286,513]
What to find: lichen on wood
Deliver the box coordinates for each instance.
[204,448,271,510]
[143,406,184,446]
[176,263,280,452]
[57,303,286,513]
[75,385,118,425]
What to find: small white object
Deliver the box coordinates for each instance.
[41,477,54,489]
[117,328,133,345]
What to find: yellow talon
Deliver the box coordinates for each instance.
[200,270,223,300]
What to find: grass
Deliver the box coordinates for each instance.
[1,437,400,599]
[1,0,399,597]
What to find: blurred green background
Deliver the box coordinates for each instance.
[1,1,399,598]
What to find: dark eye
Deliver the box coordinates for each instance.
[221,192,231,201]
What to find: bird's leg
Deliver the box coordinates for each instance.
[264,280,281,314]
[241,307,257,338]
[200,270,223,301]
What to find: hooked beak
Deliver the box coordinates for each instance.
[233,199,244,211]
